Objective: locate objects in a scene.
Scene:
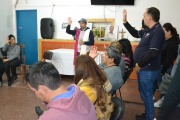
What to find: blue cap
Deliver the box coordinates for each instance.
[78,18,87,23]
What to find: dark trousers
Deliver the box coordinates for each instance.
[4,58,21,80]
[0,60,4,82]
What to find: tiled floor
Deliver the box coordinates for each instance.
[0,75,160,120]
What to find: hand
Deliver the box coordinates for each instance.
[123,9,127,23]
[3,59,9,62]
[79,40,83,45]
[135,63,141,72]
[67,17,72,25]
[104,44,107,49]
[89,46,98,59]
[5,38,10,45]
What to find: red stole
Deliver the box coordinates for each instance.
[73,29,80,64]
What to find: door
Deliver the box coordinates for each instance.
[16,10,37,65]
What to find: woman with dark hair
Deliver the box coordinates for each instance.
[160,23,179,75]
[1,34,21,86]
[118,38,134,76]
[154,23,179,108]
[74,55,113,120]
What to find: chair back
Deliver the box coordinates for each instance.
[0,47,7,58]
[123,68,133,84]
[17,43,26,82]
[110,97,125,120]
[43,51,53,61]
[17,43,26,65]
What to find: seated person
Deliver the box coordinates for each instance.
[89,46,124,94]
[154,44,180,108]
[109,41,126,78]
[26,61,96,120]
[0,49,4,86]
[104,25,116,41]
[74,55,113,120]
[1,34,21,86]
[118,38,134,77]
[155,60,180,120]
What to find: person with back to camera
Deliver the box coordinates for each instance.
[74,55,113,120]
[118,38,134,79]
[153,44,180,120]
[1,34,21,86]
[26,61,96,120]
[123,7,165,120]
[155,60,180,120]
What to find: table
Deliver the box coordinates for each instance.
[46,49,104,75]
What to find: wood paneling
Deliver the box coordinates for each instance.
[38,39,139,80]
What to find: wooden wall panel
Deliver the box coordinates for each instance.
[39,39,139,80]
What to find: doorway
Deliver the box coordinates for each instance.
[16,10,38,65]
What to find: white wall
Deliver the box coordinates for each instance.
[0,0,13,47]
[9,0,180,41]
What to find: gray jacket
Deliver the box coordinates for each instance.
[99,63,123,93]
[2,44,20,61]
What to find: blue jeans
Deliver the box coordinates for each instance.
[137,70,159,120]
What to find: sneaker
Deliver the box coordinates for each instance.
[136,113,146,120]
[154,97,164,108]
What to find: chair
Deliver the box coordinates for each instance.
[113,68,133,99]
[42,51,53,62]
[17,43,26,82]
[110,97,125,120]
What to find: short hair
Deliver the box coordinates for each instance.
[109,41,122,53]
[109,25,114,28]
[26,62,62,90]
[105,46,121,65]
[146,7,160,22]
[8,34,15,40]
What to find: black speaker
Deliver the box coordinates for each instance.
[40,18,54,39]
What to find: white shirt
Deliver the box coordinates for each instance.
[104,32,116,41]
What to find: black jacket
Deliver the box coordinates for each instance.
[160,37,179,75]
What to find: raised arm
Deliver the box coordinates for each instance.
[122,9,140,38]
[66,17,76,36]
[2,38,10,52]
